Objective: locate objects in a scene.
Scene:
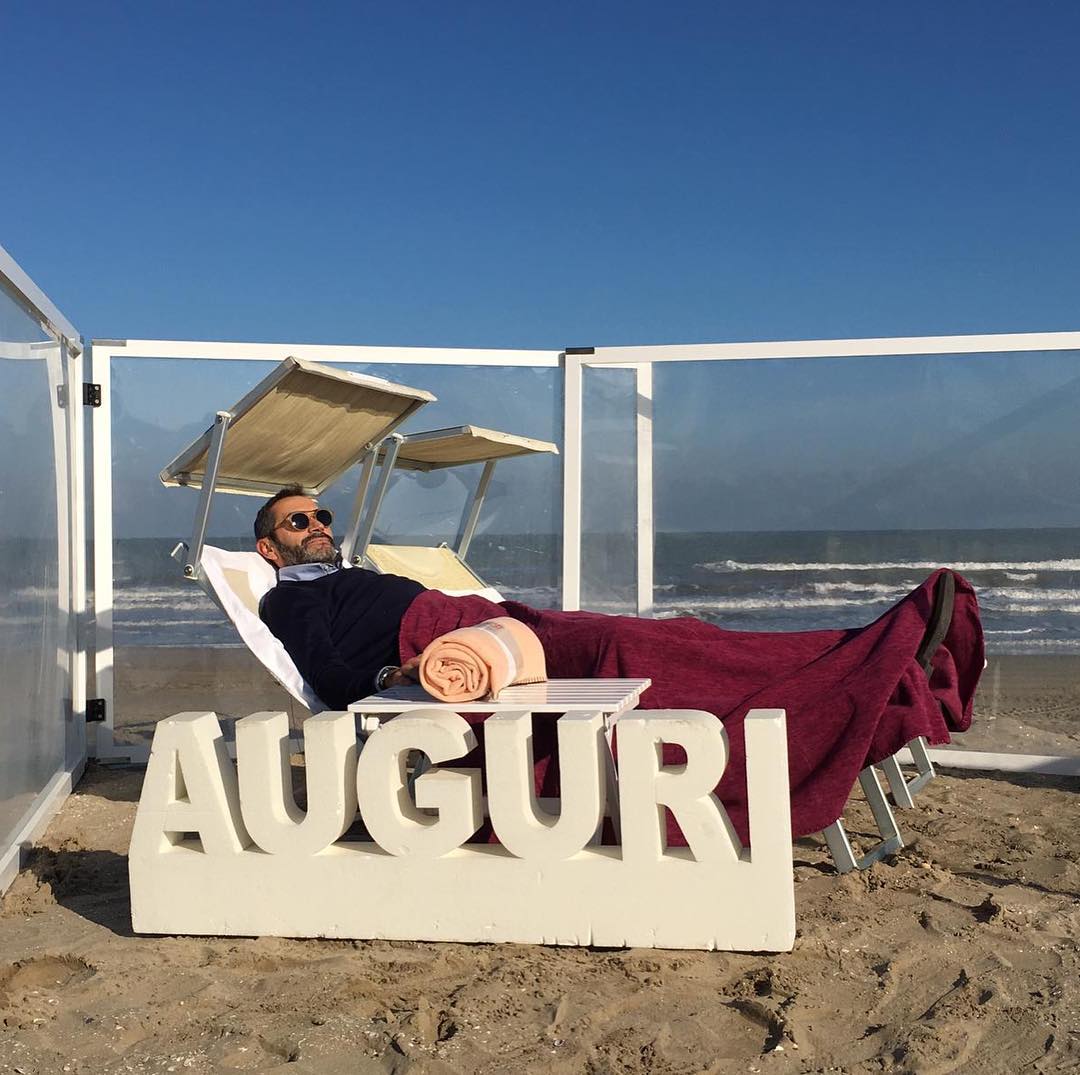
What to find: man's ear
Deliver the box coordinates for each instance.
[256,537,282,567]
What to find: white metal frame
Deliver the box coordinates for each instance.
[87,331,1080,775]
[87,339,561,760]
[0,244,87,892]
[562,331,1080,773]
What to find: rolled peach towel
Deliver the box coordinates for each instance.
[418,616,547,702]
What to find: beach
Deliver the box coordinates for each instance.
[1,760,1077,1073]
[0,646,1070,1071]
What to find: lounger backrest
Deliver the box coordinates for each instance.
[199,545,326,713]
[364,543,504,603]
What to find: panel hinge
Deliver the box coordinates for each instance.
[83,382,102,407]
[56,384,68,408]
[87,698,107,722]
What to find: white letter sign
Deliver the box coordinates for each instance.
[130,708,794,951]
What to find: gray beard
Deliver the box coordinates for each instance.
[270,536,340,567]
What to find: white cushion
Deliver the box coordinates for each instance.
[199,546,326,712]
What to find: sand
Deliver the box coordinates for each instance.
[2,647,1071,1071]
[1,761,1078,1073]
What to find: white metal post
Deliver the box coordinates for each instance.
[43,341,84,770]
[635,363,654,618]
[184,411,233,579]
[65,339,88,769]
[357,435,403,558]
[90,349,115,758]
[341,450,378,565]
[457,459,496,560]
[561,354,584,611]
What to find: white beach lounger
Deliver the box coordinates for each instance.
[159,360,929,876]
[198,544,326,712]
[343,425,558,596]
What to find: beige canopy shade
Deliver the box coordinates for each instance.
[375,425,558,471]
[160,356,435,497]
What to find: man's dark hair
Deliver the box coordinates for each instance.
[254,484,305,541]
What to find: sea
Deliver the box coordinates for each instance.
[102,527,1080,654]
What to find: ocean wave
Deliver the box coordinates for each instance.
[1005,572,1037,581]
[993,603,1080,615]
[979,587,1080,604]
[653,595,884,613]
[697,558,1080,574]
[113,593,213,612]
[114,616,223,629]
[810,581,912,597]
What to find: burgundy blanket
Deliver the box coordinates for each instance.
[398,569,983,845]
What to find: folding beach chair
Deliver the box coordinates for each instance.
[159,356,436,712]
[159,363,556,714]
[159,359,932,876]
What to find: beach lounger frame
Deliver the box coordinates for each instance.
[179,541,944,876]
[159,358,947,876]
[820,572,954,872]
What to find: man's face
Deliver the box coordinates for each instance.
[256,495,338,569]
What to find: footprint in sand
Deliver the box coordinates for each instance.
[0,955,96,1027]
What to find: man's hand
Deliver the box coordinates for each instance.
[385,656,421,689]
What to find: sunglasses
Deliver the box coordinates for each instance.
[274,508,334,533]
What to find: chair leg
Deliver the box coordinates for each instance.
[602,752,622,844]
[822,765,906,873]
[878,753,915,808]
[905,735,936,796]
[822,820,859,873]
[878,736,937,807]
[859,767,905,860]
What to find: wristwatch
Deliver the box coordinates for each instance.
[374,665,398,692]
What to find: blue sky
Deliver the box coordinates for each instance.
[4,3,1080,543]
[3,1,1080,347]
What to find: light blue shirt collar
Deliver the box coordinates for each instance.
[277,561,342,583]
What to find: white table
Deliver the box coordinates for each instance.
[349,677,651,729]
[349,678,652,841]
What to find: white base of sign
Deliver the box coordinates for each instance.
[130,708,795,952]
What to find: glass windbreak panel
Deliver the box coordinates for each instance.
[109,357,559,745]
[0,285,70,850]
[581,366,637,613]
[652,351,1080,758]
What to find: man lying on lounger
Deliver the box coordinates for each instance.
[255,484,985,845]
[255,486,425,698]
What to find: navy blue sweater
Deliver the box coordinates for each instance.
[260,567,426,709]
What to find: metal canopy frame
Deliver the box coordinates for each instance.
[351,425,558,564]
[159,356,435,497]
[84,330,1080,782]
[158,357,437,581]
